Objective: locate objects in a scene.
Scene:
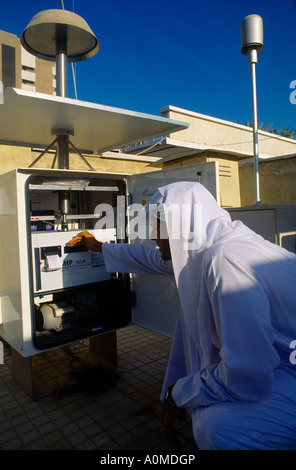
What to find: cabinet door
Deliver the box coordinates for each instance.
[128,162,219,337]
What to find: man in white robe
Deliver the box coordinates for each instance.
[67,181,296,450]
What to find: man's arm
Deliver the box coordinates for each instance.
[66,231,173,275]
[102,243,173,275]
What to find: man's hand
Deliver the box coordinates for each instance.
[162,386,185,450]
[66,231,103,252]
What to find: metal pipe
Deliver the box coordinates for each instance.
[241,15,263,206]
[57,134,70,169]
[55,31,71,170]
[59,191,71,231]
[56,50,68,98]
[249,49,260,205]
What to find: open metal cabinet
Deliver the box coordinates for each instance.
[0,167,129,358]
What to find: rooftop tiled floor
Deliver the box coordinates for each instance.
[0,325,197,451]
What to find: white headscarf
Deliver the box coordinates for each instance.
[145,181,264,363]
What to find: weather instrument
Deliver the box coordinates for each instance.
[241,14,263,205]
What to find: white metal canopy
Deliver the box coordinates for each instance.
[0,87,189,153]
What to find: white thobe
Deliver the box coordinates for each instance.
[102,240,296,450]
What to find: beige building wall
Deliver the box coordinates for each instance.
[161,152,241,208]
[0,30,55,95]
[156,106,296,208]
[34,59,55,95]
[161,106,296,160]
[161,149,296,208]
[239,156,296,206]
[0,145,158,177]
[0,31,21,89]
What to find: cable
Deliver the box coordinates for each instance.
[60,0,78,99]
[135,136,167,155]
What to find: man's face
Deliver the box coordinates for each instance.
[152,219,171,260]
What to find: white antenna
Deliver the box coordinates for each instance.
[241,14,263,205]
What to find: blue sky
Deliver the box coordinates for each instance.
[1,0,296,133]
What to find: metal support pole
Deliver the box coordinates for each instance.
[69,139,96,171]
[57,134,70,169]
[249,49,260,205]
[56,27,68,99]
[55,31,70,170]
[56,50,68,98]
